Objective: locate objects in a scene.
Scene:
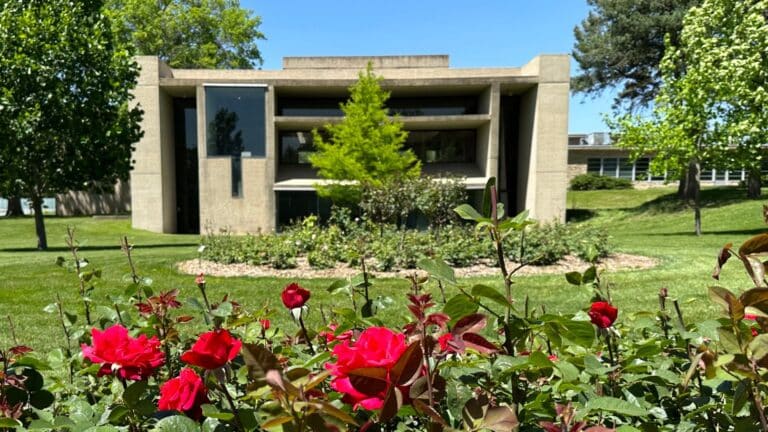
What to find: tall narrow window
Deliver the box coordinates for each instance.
[205,85,266,197]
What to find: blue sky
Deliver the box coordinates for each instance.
[243,0,616,134]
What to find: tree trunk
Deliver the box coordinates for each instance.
[5,196,23,216]
[677,167,688,200]
[686,159,702,236]
[747,168,762,199]
[31,195,48,250]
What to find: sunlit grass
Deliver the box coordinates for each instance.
[1,186,765,352]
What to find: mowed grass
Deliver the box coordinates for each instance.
[1,186,766,352]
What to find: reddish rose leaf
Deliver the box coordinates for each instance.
[739,233,768,256]
[462,333,499,354]
[379,387,402,423]
[348,367,388,395]
[390,342,423,386]
[451,313,487,336]
[712,242,733,280]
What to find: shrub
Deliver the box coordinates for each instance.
[416,175,468,229]
[570,173,633,190]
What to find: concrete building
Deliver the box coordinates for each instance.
[567,132,759,185]
[131,54,570,234]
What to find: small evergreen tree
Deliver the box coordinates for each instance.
[309,63,421,204]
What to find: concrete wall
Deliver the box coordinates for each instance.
[131,56,176,233]
[516,55,570,223]
[56,181,131,216]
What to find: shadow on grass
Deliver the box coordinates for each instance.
[1,243,199,253]
[572,187,762,223]
[643,228,766,237]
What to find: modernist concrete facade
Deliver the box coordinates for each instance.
[131,54,570,234]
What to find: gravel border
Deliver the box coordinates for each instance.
[176,253,657,280]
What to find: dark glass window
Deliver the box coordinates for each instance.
[205,86,266,157]
[406,130,476,164]
[586,158,602,174]
[700,167,713,181]
[635,158,650,180]
[602,158,618,177]
[277,191,332,227]
[276,95,479,117]
[279,131,325,164]
[231,157,242,197]
[388,96,478,116]
[173,98,199,233]
[277,97,345,117]
[619,158,633,179]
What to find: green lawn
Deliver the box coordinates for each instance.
[1,186,765,352]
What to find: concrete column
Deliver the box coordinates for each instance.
[131,57,176,233]
[524,55,570,223]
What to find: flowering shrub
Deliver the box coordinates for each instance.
[6,181,768,431]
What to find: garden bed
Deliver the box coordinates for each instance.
[177,252,657,279]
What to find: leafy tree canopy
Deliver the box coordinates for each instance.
[572,0,700,109]
[309,64,421,204]
[612,0,768,233]
[0,0,143,249]
[106,0,265,69]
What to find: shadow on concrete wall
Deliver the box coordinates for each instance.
[55,181,131,216]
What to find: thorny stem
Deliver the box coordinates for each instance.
[55,294,74,383]
[65,226,92,325]
[114,303,124,325]
[7,316,18,346]
[750,381,768,432]
[120,236,141,299]
[298,314,316,355]
[218,376,245,431]
[437,280,446,304]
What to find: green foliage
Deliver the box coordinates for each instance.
[106,0,265,68]
[201,217,611,271]
[570,174,634,191]
[416,176,468,229]
[573,0,700,108]
[309,63,421,203]
[0,0,143,249]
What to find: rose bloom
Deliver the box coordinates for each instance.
[259,318,271,330]
[81,324,164,380]
[181,329,242,369]
[158,368,209,420]
[588,301,618,328]
[326,327,407,410]
[320,323,353,344]
[281,283,311,309]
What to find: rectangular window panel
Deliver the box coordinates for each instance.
[700,167,713,181]
[728,169,744,181]
[405,130,476,164]
[634,158,650,180]
[277,97,345,117]
[602,158,618,178]
[586,158,602,175]
[619,158,633,179]
[388,96,478,116]
[205,86,266,157]
[231,157,242,197]
[279,131,328,164]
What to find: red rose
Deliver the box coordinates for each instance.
[158,368,209,419]
[81,324,164,380]
[588,301,618,328]
[181,329,242,369]
[281,283,311,309]
[438,334,454,352]
[326,327,407,410]
[260,318,271,330]
[320,323,353,344]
